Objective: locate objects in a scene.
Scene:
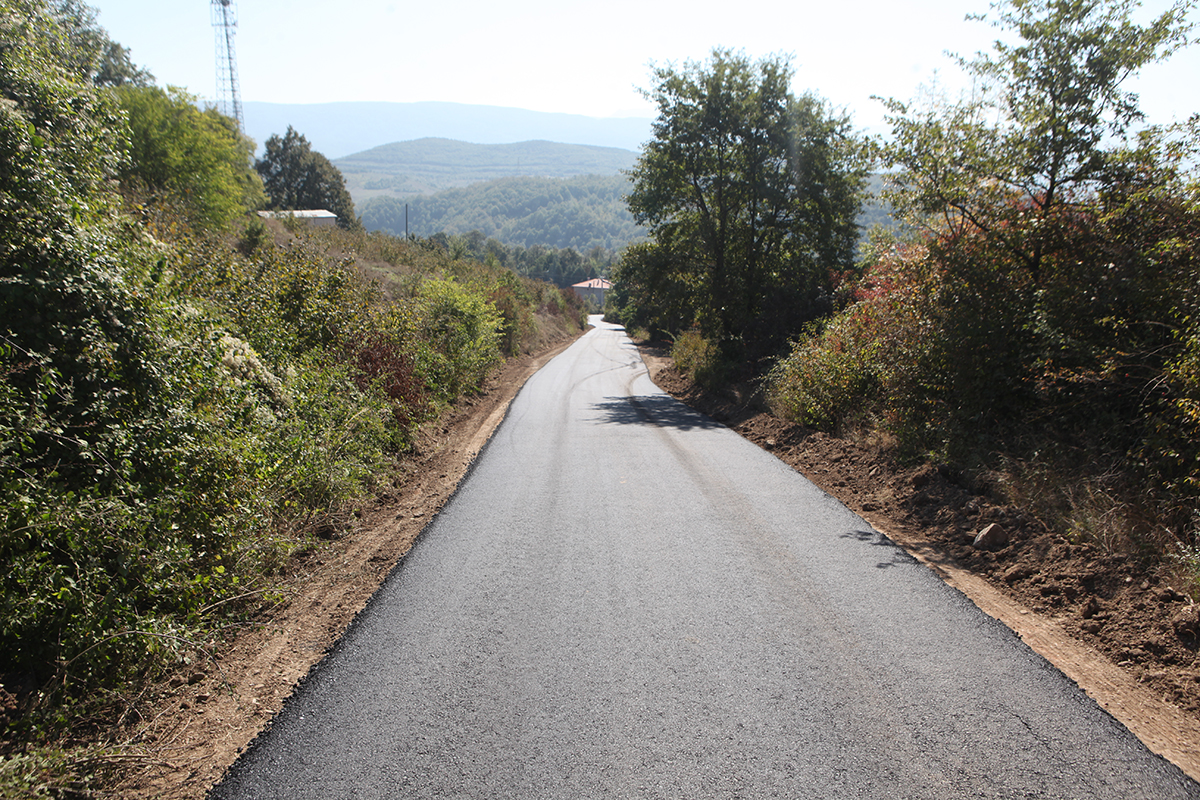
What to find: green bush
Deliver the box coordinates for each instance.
[116,85,265,229]
[670,330,728,390]
[413,278,503,401]
[769,239,942,442]
[489,271,537,356]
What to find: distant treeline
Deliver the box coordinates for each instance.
[425,229,617,289]
[361,174,644,252]
[336,138,639,193]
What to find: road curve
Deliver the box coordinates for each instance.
[212,317,1200,799]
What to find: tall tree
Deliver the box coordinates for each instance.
[117,85,264,227]
[881,0,1194,279]
[49,0,153,86]
[256,126,361,231]
[876,0,1198,434]
[623,49,866,353]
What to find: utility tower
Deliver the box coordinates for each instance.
[211,0,244,131]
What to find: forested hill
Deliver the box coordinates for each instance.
[361,173,642,252]
[335,138,639,201]
[345,138,894,256]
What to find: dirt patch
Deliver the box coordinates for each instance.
[112,336,579,799]
[640,343,1200,782]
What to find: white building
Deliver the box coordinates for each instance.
[257,209,338,228]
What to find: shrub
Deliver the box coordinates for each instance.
[489,272,536,356]
[413,278,502,401]
[348,330,429,432]
[670,330,728,390]
[769,240,942,443]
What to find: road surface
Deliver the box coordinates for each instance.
[212,317,1200,799]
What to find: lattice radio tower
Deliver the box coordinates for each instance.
[211,0,244,131]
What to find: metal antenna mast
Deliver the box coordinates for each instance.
[211,0,244,131]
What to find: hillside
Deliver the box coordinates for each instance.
[361,173,642,252]
[348,140,890,255]
[243,101,652,160]
[335,138,639,203]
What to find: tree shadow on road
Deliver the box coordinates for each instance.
[840,529,921,570]
[592,394,725,432]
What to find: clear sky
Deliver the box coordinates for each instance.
[94,0,1199,135]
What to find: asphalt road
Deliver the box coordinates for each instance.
[212,318,1200,799]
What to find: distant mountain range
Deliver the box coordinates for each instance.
[340,138,643,252]
[242,101,653,160]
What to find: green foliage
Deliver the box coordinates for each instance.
[670,330,729,390]
[772,0,1200,560]
[116,85,264,228]
[360,174,643,252]
[487,272,537,357]
[881,0,1193,278]
[257,126,361,231]
[48,0,152,88]
[412,278,503,401]
[623,49,868,356]
[769,237,942,438]
[411,229,618,288]
[0,1,127,217]
[0,744,113,797]
[0,4,571,761]
[607,240,693,337]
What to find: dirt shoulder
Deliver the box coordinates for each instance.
[637,343,1200,784]
[115,337,579,799]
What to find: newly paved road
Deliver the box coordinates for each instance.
[213,318,1200,799]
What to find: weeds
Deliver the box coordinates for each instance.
[670,330,729,390]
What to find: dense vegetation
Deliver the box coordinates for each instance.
[764,0,1200,574]
[416,230,619,290]
[608,49,869,361]
[118,84,265,228]
[0,0,585,786]
[362,173,642,251]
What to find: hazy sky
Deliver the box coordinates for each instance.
[94,0,1199,134]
